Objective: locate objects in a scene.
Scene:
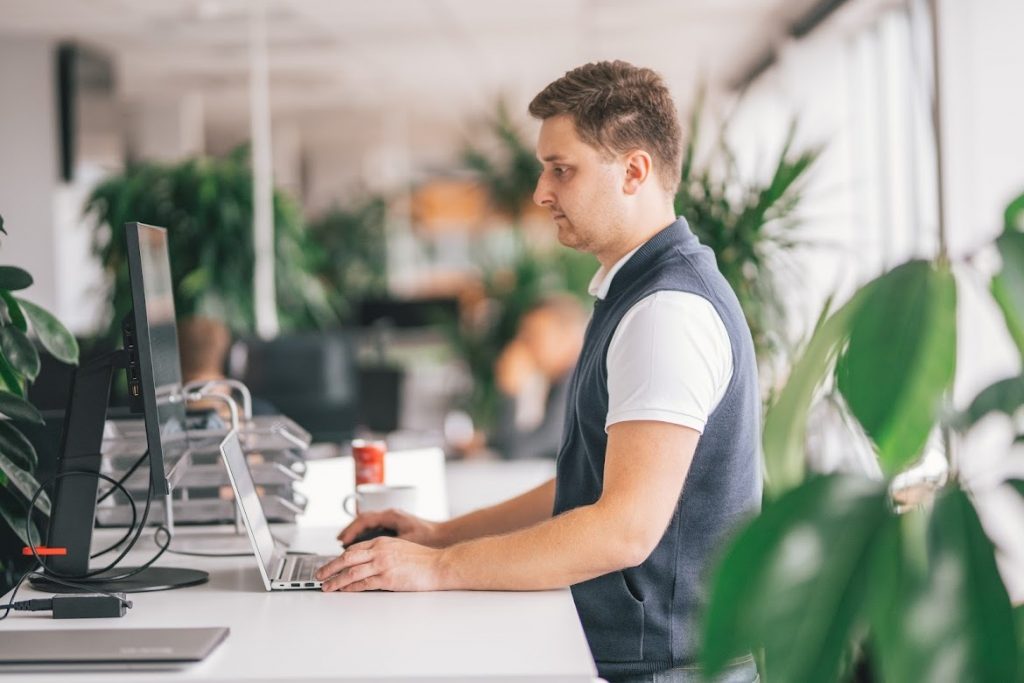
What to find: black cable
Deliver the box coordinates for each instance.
[91,479,140,559]
[96,450,149,504]
[22,573,133,608]
[152,527,253,557]
[91,449,150,557]
[0,564,39,621]
[2,566,134,619]
[153,528,315,558]
[27,468,177,586]
[26,469,148,580]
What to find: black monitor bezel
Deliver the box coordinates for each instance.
[124,222,182,498]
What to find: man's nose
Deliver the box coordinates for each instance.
[533,176,553,207]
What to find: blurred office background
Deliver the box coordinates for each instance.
[2,0,1024,622]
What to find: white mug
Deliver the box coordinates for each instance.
[343,484,418,517]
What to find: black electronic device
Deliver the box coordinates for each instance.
[230,332,359,442]
[347,527,398,546]
[31,222,208,593]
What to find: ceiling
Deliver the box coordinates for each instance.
[0,0,813,127]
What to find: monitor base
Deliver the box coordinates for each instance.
[29,567,209,594]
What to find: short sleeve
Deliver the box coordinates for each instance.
[605,291,733,434]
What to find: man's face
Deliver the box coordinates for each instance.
[533,115,628,256]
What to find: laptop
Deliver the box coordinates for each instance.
[219,431,337,591]
[0,627,229,672]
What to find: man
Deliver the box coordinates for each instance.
[316,61,761,683]
[491,294,588,460]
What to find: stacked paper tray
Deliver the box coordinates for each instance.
[98,413,312,525]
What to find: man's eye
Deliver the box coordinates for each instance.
[553,167,567,177]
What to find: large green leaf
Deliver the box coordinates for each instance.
[702,475,889,681]
[0,391,43,424]
[1008,479,1024,500]
[0,489,43,548]
[873,489,1018,682]
[0,420,37,470]
[954,375,1024,431]
[992,230,1024,358]
[837,261,957,475]
[0,266,32,291]
[0,449,50,515]
[15,297,78,365]
[0,325,40,381]
[0,353,21,395]
[762,293,864,497]
[0,291,27,332]
[1016,602,1024,678]
[869,509,930,683]
[1005,191,1024,233]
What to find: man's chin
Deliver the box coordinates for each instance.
[556,230,578,249]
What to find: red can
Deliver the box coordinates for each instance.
[352,439,386,486]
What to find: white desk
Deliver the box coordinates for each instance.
[1,456,598,681]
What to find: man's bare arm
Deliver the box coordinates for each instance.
[337,477,555,547]
[318,421,698,592]
[437,477,556,545]
[437,420,697,589]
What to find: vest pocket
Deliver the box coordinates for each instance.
[573,570,646,663]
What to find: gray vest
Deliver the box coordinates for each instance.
[553,217,762,680]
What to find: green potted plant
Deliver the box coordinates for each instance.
[84,146,335,342]
[0,213,80,594]
[675,92,821,364]
[306,196,390,325]
[447,102,590,430]
[700,192,1024,682]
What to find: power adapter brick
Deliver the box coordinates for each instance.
[12,593,132,619]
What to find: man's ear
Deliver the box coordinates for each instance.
[622,150,653,195]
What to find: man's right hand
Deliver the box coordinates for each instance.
[338,509,448,548]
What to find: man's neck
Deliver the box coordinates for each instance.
[597,205,677,269]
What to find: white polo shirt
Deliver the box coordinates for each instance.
[591,245,734,434]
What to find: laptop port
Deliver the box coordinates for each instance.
[291,583,300,587]
[305,583,315,588]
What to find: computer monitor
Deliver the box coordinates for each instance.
[124,222,189,497]
[33,222,207,592]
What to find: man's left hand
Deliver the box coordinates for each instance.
[315,537,448,592]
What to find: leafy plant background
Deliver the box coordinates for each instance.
[0,213,80,594]
[306,196,390,325]
[700,192,1024,682]
[449,103,594,430]
[675,92,821,365]
[85,146,336,342]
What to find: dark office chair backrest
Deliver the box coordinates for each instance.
[229,331,359,443]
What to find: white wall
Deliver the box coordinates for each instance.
[0,36,59,313]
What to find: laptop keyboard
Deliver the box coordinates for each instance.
[283,555,332,583]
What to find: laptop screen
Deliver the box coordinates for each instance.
[219,432,278,580]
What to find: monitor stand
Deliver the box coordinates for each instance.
[29,347,209,594]
[29,567,209,594]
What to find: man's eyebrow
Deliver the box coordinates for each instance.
[539,154,568,163]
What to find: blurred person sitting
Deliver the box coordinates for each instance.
[490,294,588,460]
[177,315,277,419]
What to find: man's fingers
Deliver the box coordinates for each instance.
[315,545,374,580]
[322,560,380,592]
[341,577,383,592]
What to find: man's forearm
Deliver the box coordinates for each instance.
[437,477,556,545]
[438,499,642,591]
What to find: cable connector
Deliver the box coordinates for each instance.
[10,598,53,612]
[11,593,132,619]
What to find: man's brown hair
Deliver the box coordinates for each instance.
[529,60,683,195]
